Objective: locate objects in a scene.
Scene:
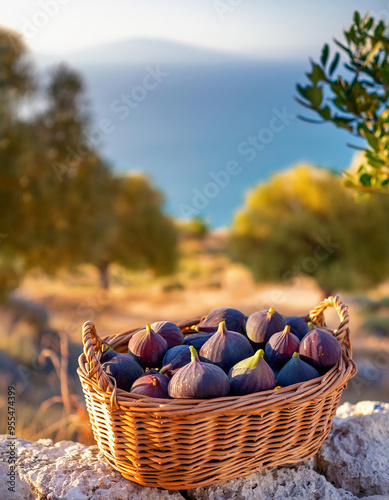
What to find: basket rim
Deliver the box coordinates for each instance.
[77,295,357,413]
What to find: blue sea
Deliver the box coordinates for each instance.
[57,45,360,228]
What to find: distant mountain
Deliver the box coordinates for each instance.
[34,39,357,227]
[36,38,249,68]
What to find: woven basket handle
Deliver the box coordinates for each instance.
[308,295,352,357]
[82,321,118,406]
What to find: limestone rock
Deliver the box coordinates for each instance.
[0,435,183,500]
[318,401,389,496]
[188,465,357,500]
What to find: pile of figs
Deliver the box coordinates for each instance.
[100,307,343,399]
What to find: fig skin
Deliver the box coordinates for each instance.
[183,332,215,350]
[299,325,342,370]
[100,347,118,364]
[168,346,230,399]
[265,325,300,366]
[229,349,276,396]
[284,316,309,340]
[246,308,285,345]
[102,354,143,392]
[130,373,169,398]
[198,307,248,335]
[276,352,320,387]
[150,321,184,349]
[128,324,168,369]
[160,345,192,377]
[200,321,254,373]
[161,345,211,377]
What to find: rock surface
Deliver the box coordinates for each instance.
[0,401,388,499]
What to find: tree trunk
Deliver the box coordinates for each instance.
[98,262,110,290]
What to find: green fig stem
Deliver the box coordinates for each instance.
[151,376,159,386]
[284,325,291,334]
[218,321,227,335]
[189,345,199,362]
[293,352,299,358]
[268,307,275,317]
[146,324,152,334]
[192,325,199,332]
[257,349,265,358]
[308,322,315,331]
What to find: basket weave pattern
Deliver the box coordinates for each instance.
[77,296,357,490]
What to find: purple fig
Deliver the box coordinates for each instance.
[284,316,309,340]
[200,321,254,373]
[168,346,230,399]
[161,345,192,377]
[194,325,218,334]
[228,349,276,396]
[299,324,342,370]
[161,345,210,377]
[198,307,247,335]
[102,353,143,392]
[265,325,300,366]
[276,352,320,386]
[183,331,215,350]
[100,346,118,364]
[150,321,184,349]
[143,368,159,375]
[128,324,168,369]
[130,373,169,398]
[246,308,285,345]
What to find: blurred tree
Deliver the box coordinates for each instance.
[176,217,209,240]
[296,11,389,192]
[97,173,178,289]
[229,165,389,296]
[0,27,34,297]
[0,30,178,295]
[28,64,116,276]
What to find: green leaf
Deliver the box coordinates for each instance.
[318,105,331,120]
[306,86,323,108]
[359,173,372,186]
[321,44,329,66]
[329,53,340,76]
[381,178,389,186]
[308,63,327,85]
[353,11,361,26]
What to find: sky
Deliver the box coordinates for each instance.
[1,0,388,60]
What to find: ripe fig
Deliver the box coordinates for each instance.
[161,345,210,377]
[198,307,247,335]
[200,321,254,373]
[265,325,300,366]
[168,346,230,399]
[276,352,320,387]
[160,345,191,377]
[100,346,118,364]
[130,373,169,398]
[229,349,276,396]
[299,325,342,370]
[246,308,285,345]
[150,321,184,349]
[194,325,218,334]
[183,331,215,350]
[284,316,309,340]
[128,324,168,369]
[102,354,143,392]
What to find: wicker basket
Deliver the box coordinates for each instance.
[77,295,357,490]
